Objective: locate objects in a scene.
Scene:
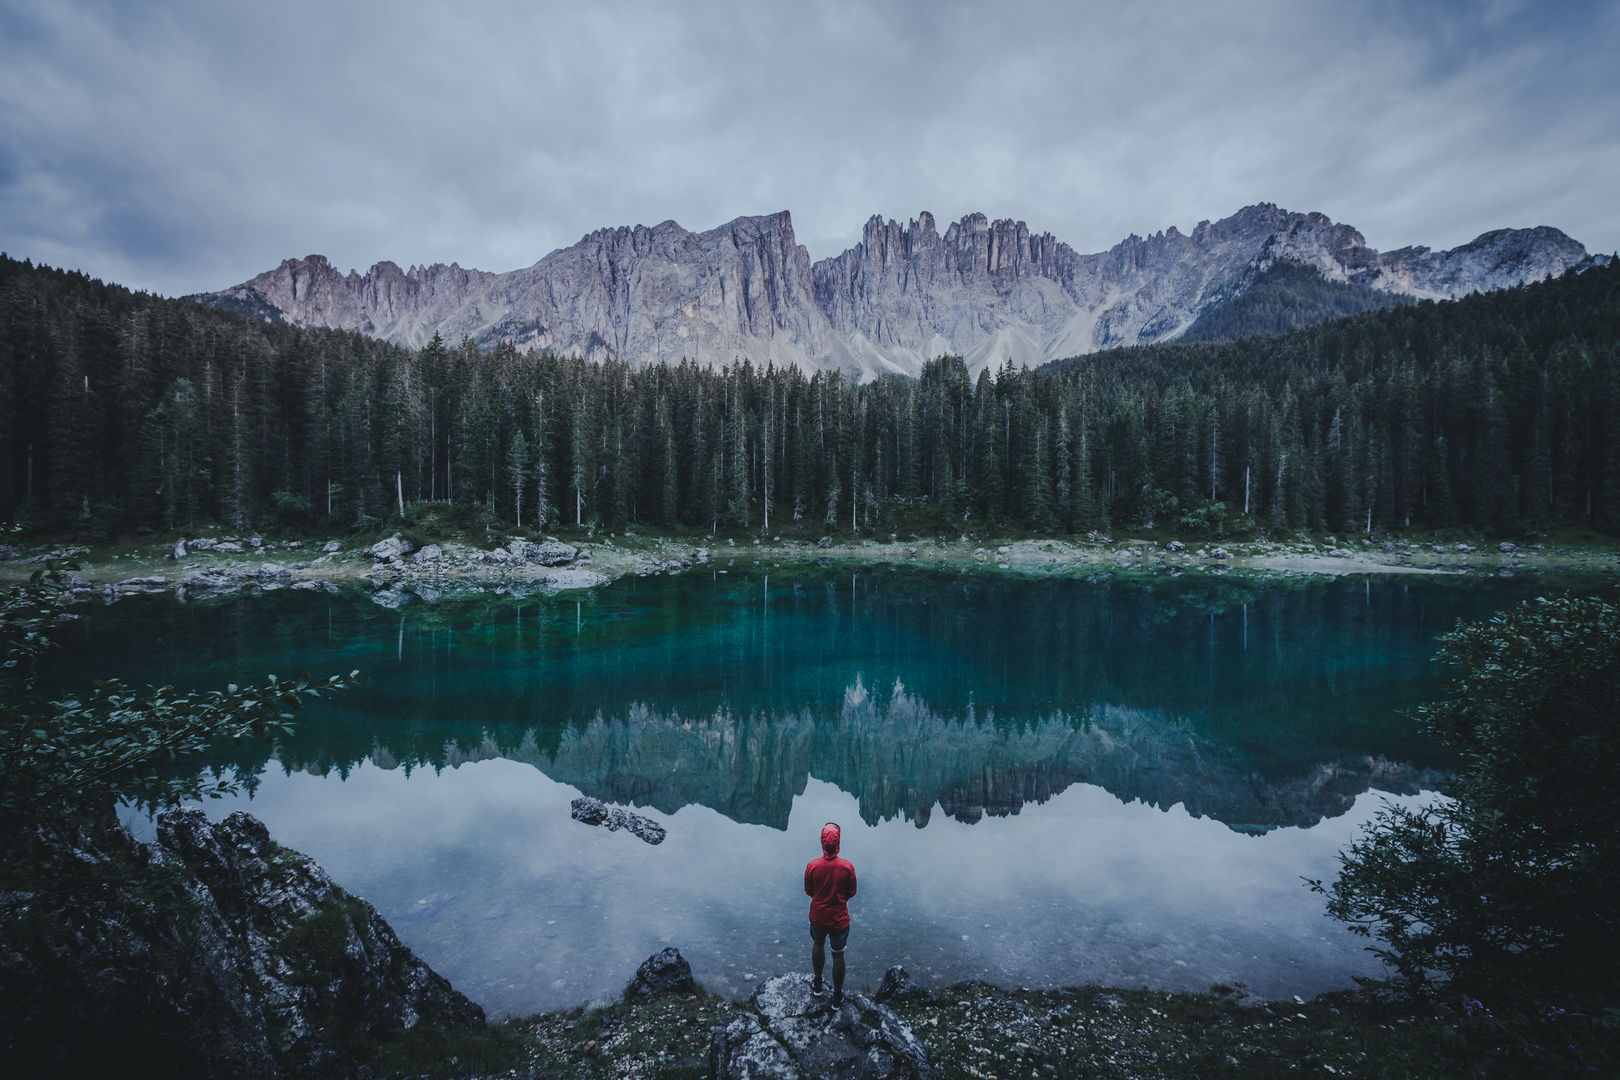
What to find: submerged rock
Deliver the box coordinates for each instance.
[624,947,697,1002]
[712,972,938,1080]
[570,796,667,844]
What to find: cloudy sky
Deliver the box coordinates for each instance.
[2,0,1616,297]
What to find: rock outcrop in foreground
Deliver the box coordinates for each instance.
[712,972,939,1080]
[1,809,485,1078]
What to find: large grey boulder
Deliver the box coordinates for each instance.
[623,947,697,1003]
[366,535,415,560]
[509,539,577,565]
[712,973,938,1080]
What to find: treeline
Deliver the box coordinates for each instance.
[2,253,1619,539]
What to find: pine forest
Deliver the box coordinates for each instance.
[3,253,1618,542]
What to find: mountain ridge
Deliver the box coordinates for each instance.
[192,203,1601,378]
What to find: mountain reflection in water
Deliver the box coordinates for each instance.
[78,569,1551,1012]
[431,684,1441,834]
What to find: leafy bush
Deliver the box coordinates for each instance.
[1315,596,1619,1073]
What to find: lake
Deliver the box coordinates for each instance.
[72,568,1544,1016]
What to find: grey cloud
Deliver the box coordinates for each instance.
[1,0,1616,297]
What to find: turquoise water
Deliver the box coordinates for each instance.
[79,569,1548,1014]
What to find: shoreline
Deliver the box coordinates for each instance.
[4,528,1617,606]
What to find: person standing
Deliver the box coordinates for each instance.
[804,821,857,1008]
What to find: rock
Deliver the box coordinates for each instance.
[872,966,934,1006]
[1210,548,1230,559]
[623,947,697,1002]
[541,568,609,590]
[322,540,342,553]
[114,576,173,594]
[1091,993,1127,1011]
[569,796,667,845]
[693,547,711,562]
[1499,541,1518,553]
[212,541,244,555]
[249,536,263,548]
[366,535,415,560]
[197,207,1592,381]
[371,588,411,608]
[712,973,939,1080]
[509,539,577,565]
[171,538,188,559]
[1165,540,1185,552]
[817,537,834,549]
[414,543,443,563]
[727,538,736,547]
[1,808,484,1076]
[1455,543,1475,554]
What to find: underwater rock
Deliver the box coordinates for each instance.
[569,796,667,844]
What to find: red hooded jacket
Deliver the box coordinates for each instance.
[804,824,856,930]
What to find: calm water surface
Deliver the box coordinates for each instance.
[70,569,1554,1015]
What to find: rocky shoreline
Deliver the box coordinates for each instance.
[3,805,1471,1079]
[4,526,1617,609]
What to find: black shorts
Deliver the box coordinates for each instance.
[810,923,849,953]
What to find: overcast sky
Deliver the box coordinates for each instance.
[2,0,1616,297]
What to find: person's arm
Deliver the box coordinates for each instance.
[805,863,815,897]
[842,864,857,901]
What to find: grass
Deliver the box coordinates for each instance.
[448,980,1488,1080]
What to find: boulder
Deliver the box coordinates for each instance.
[569,796,667,844]
[712,973,939,1080]
[413,544,443,563]
[1211,548,1230,560]
[509,539,577,566]
[1165,540,1185,552]
[366,535,415,561]
[623,947,697,1003]
[1498,541,1518,554]
[817,536,834,549]
[171,538,188,559]
[213,542,245,555]
[872,966,934,1006]
[322,540,342,553]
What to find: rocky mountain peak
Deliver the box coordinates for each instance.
[192,203,1595,379]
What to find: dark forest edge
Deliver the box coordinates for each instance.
[2,254,1620,551]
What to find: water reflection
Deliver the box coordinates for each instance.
[73,570,1554,1013]
[180,759,1422,1016]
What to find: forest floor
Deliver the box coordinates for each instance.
[4,521,1619,597]
[394,975,1479,1080]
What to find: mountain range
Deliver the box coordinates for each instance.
[193,203,1601,378]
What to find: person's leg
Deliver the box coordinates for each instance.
[810,926,826,991]
[830,928,848,1006]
